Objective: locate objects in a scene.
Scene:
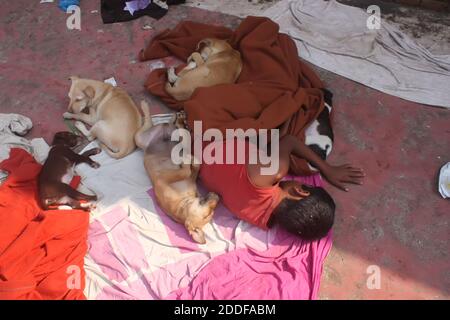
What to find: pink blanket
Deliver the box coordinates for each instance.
[78,144,332,300]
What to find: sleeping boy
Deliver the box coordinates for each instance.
[199,135,364,240]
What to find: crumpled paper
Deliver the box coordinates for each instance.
[104,77,118,87]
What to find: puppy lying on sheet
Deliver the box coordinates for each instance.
[165,38,242,101]
[135,102,219,244]
[38,132,100,210]
[63,76,143,159]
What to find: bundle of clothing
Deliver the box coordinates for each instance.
[139,16,327,175]
[101,0,185,24]
[0,113,49,184]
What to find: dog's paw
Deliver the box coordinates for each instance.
[189,228,206,244]
[90,161,100,169]
[167,67,178,84]
[81,201,97,211]
[175,111,186,124]
[205,192,220,208]
[91,147,102,155]
[207,192,220,202]
[57,205,73,210]
[74,121,85,131]
[176,111,188,129]
[63,112,74,119]
[75,121,94,141]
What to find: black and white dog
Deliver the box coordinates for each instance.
[305,89,334,172]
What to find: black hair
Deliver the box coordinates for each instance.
[271,185,335,240]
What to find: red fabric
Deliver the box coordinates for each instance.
[69,175,81,189]
[48,176,83,209]
[0,149,89,300]
[140,16,325,175]
[199,139,282,229]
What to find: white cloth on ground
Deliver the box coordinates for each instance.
[0,113,50,183]
[264,0,450,108]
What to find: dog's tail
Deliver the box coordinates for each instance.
[135,100,153,149]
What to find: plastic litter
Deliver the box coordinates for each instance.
[142,24,153,30]
[438,162,450,199]
[104,77,118,87]
[124,0,151,16]
[59,0,80,11]
[149,60,165,71]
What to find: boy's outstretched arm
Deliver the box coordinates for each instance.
[247,134,365,190]
[279,135,365,191]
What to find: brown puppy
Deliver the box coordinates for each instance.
[63,76,142,159]
[38,132,100,210]
[165,38,242,101]
[135,102,219,244]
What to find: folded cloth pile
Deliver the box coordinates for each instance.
[0,149,89,299]
[140,16,326,175]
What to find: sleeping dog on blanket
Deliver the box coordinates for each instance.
[38,131,100,210]
[135,102,219,244]
[165,38,243,101]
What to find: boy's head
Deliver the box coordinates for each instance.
[272,182,335,240]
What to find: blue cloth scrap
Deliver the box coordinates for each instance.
[124,0,151,16]
[59,0,80,11]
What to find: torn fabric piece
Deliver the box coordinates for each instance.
[124,0,150,16]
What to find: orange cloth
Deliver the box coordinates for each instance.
[140,16,325,175]
[0,149,88,300]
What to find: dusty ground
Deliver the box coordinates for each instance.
[186,0,450,55]
[339,0,450,55]
[0,0,449,299]
[184,0,281,18]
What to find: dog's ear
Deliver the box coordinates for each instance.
[189,228,206,244]
[83,86,95,99]
[196,38,212,51]
[69,75,79,82]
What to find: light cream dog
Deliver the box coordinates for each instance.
[165,38,243,101]
[63,76,142,159]
[135,102,219,244]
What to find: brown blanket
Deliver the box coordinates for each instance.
[139,17,325,175]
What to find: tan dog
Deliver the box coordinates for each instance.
[165,38,242,101]
[135,102,219,244]
[63,76,142,159]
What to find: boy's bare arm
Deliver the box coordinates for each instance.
[279,135,365,191]
[248,135,365,190]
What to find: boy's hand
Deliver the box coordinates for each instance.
[322,164,365,191]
